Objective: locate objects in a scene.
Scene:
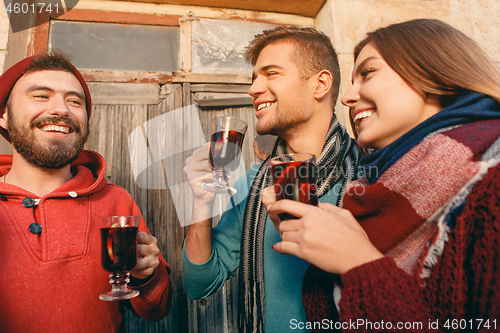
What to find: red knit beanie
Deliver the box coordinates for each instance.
[0,55,92,143]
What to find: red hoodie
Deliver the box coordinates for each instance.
[0,150,172,333]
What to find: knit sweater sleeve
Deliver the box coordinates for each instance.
[340,258,434,331]
[338,163,500,332]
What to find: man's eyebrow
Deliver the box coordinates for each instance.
[252,64,285,81]
[26,85,85,100]
[67,90,85,100]
[26,85,54,93]
[261,64,284,72]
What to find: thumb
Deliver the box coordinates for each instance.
[261,185,277,208]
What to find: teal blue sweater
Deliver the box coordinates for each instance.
[182,165,343,332]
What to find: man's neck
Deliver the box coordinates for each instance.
[283,110,333,160]
[6,154,73,197]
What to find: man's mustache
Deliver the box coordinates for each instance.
[30,116,81,133]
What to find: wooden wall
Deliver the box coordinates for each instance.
[85,82,269,332]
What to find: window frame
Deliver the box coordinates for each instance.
[31,8,252,84]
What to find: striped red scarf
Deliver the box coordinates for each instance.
[346,120,500,277]
[302,91,500,331]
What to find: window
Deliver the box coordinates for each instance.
[191,18,277,74]
[48,20,179,72]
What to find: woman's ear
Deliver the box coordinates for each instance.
[314,70,333,101]
[423,92,443,119]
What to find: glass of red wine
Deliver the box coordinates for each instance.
[202,116,248,195]
[99,215,140,301]
[269,153,318,220]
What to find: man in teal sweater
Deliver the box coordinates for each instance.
[182,26,361,332]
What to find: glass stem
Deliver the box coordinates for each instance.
[109,271,131,293]
[213,169,229,184]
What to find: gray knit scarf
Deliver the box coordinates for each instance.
[238,115,362,332]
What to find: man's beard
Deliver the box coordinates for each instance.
[255,109,299,137]
[8,113,89,169]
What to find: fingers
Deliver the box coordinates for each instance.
[137,231,154,244]
[277,218,301,233]
[318,203,367,235]
[184,162,213,181]
[184,143,217,204]
[261,186,277,208]
[137,232,160,258]
[317,202,342,214]
[133,255,159,279]
[270,204,385,275]
[280,230,301,243]
[266,199,316,219]
[185,143,210,165]
[184,144,213,180]
[262,186,282,232]
[272,241,300,256]
[132,232,160,280]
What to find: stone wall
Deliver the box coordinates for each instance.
[0,1,9,71]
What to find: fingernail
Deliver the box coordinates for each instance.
[272,244,275,250]
[266,205,272,211]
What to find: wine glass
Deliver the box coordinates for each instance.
[269,153,318,220]
[99,215,140,301]
[202,116,248,195]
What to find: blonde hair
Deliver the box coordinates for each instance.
[354,19,500,104]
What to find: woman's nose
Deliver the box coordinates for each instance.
[341,85,360,107]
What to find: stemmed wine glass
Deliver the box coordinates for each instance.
[99,215,140,301]
[202,116,248,195]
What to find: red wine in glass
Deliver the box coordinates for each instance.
[203,116,248,195]
[270,154,318,220]
[101,227,138,273]
[209,129,245,172]
[99,216,140,301]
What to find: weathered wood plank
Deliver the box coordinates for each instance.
[88,82,162,105]
[148,84,189,333]
[194,97,252,108]
[173,72,251,84]
[109,0,327,18]
[86,82,258,333]
[81,70,173,83]
[185,91,258,333]
[81,70,254,86]
[86,102,168,332]
[190,84,251,93]
[179,15,193,71]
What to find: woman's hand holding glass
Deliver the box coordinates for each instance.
[262,186,384,275]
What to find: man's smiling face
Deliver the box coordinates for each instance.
[248,42,316,137]
[2,70,89,169]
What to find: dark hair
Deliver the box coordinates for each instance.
[25,50,79,77]
[353,19,500,103]
[245,26,341,104]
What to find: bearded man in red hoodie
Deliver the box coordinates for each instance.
[0,52,172,332]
